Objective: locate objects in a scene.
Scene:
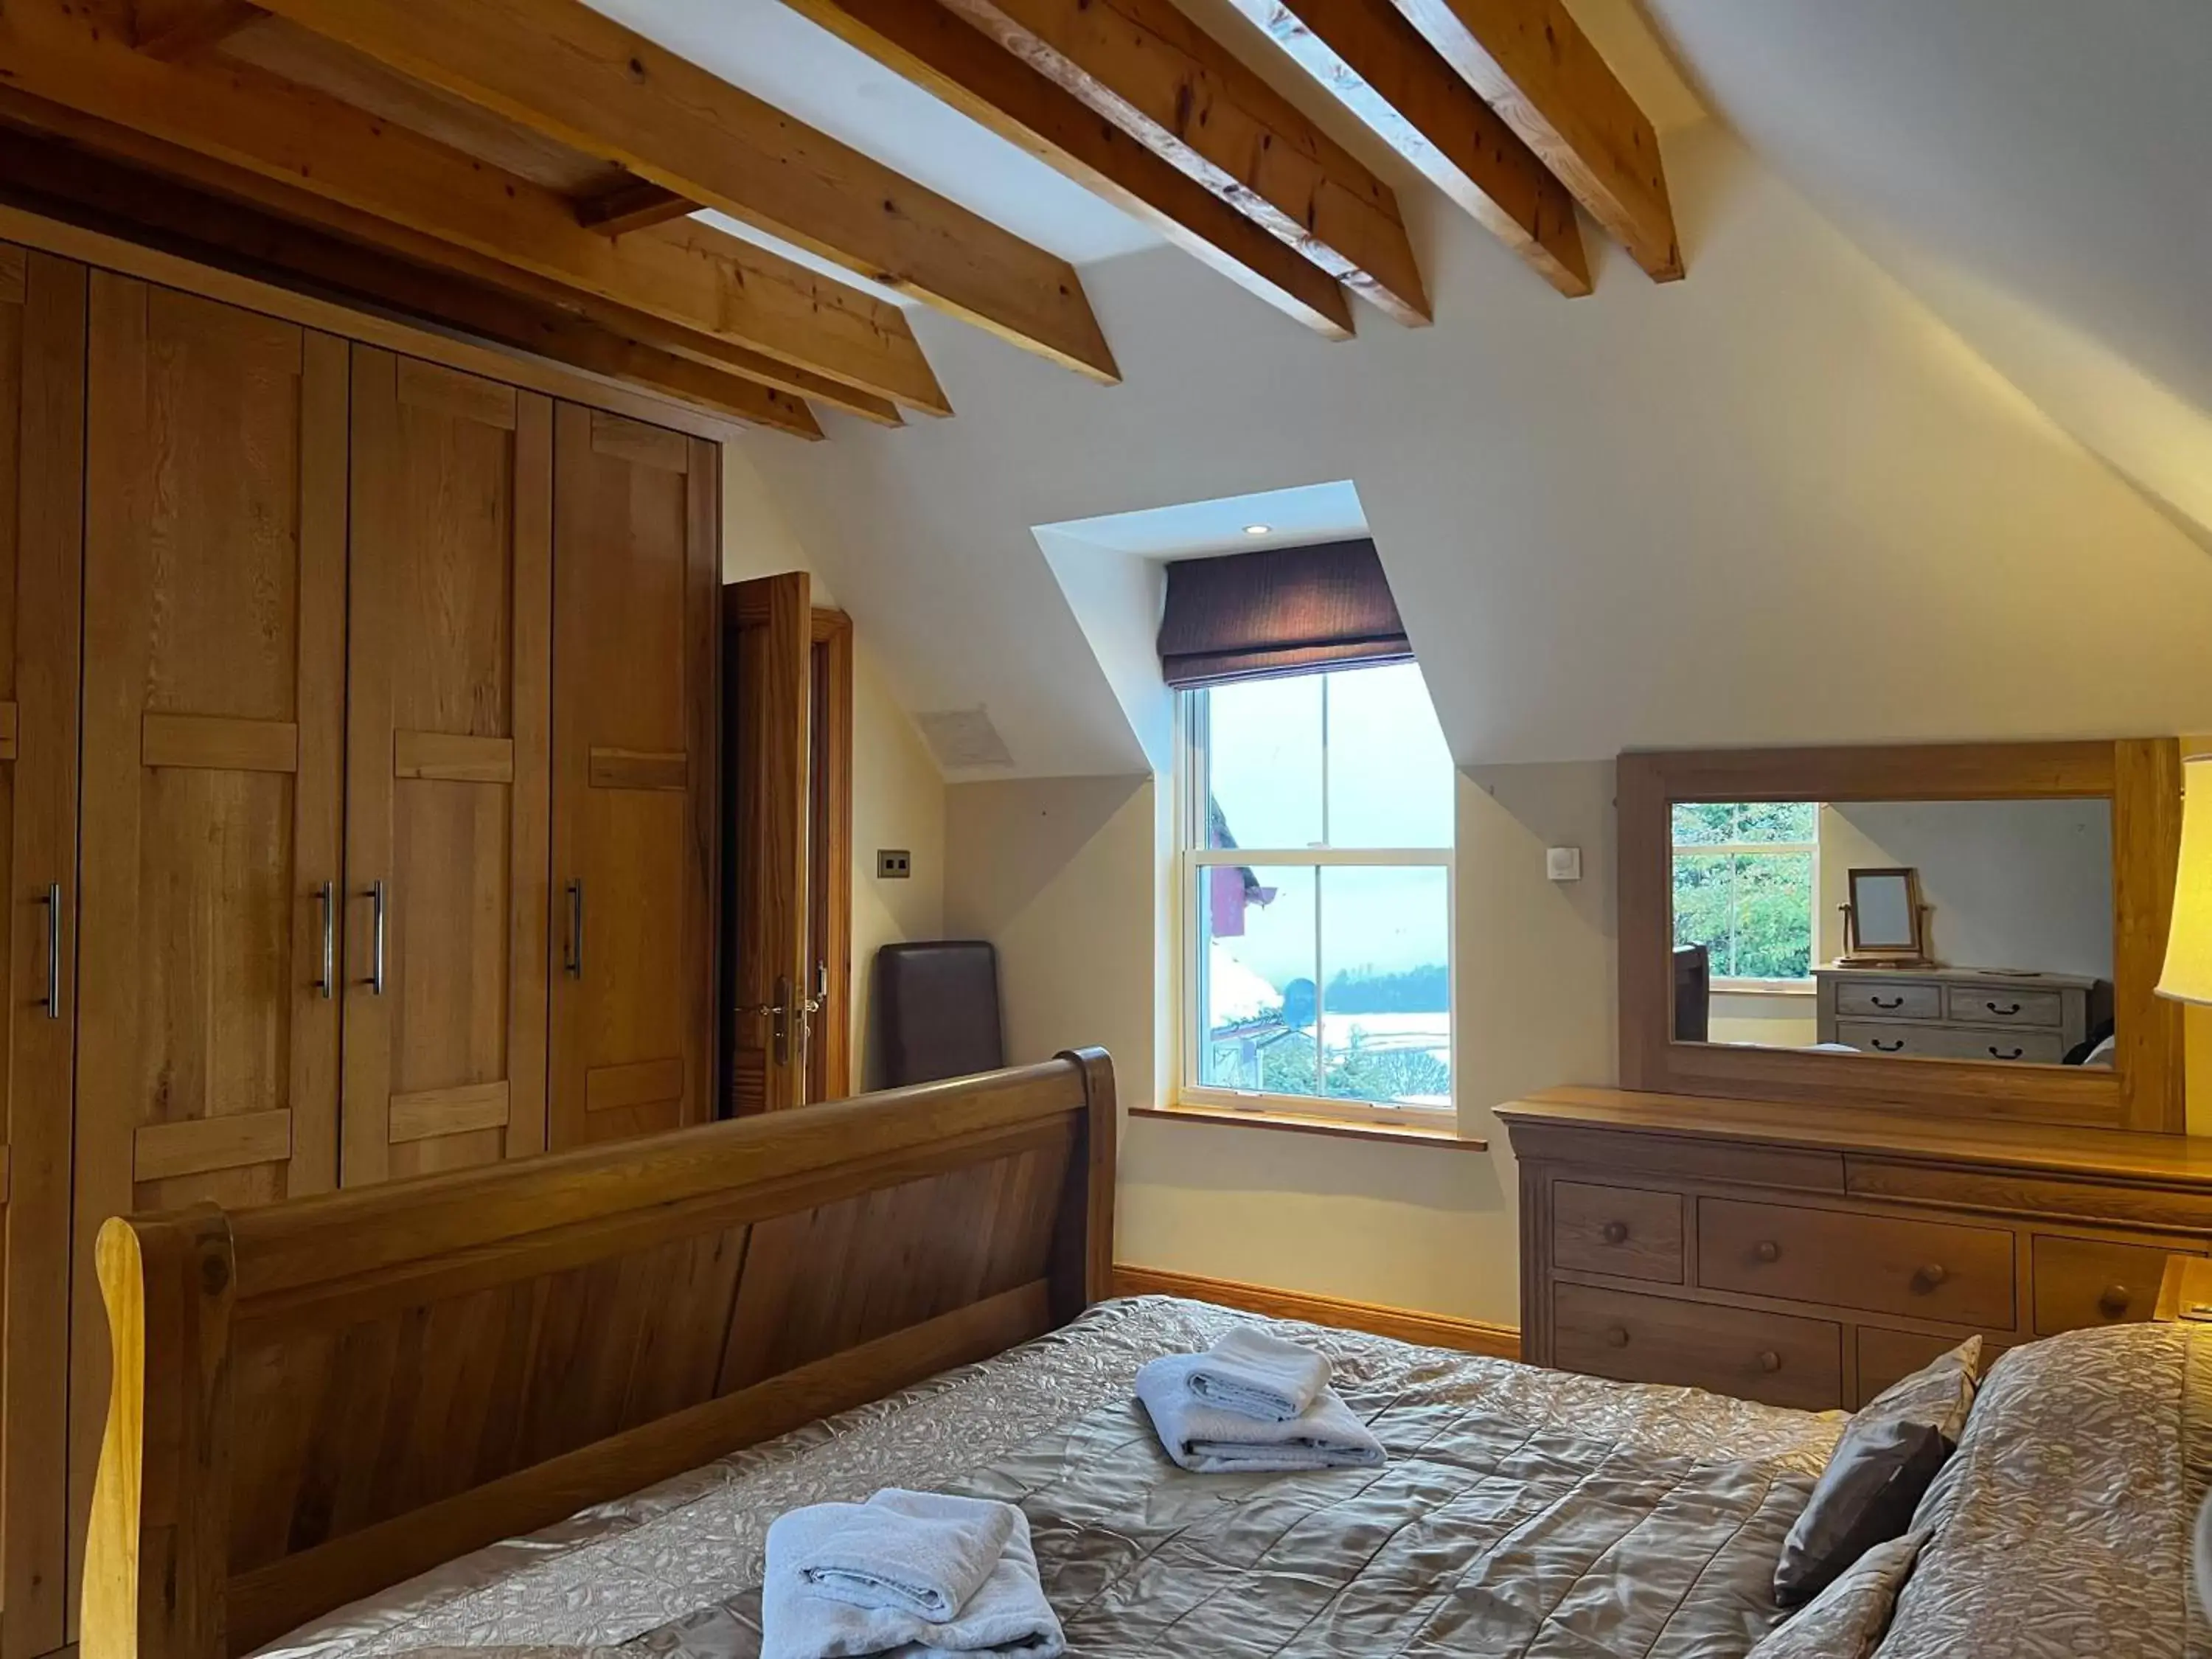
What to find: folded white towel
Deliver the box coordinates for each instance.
[1185,1326,1331,1422]
[762,1495,1063,1659]
[793,1490,1016,1621]
[1135,1353,1385,1474]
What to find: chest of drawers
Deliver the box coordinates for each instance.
[1814,967,2110,1065]
[1498,1088,2212,1408]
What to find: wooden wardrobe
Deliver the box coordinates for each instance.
[0,252,719,1659]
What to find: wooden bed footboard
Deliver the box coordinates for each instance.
[82,1050,1117,1659]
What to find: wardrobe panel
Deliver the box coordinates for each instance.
[72,276,346,1630]
[549,406,717,1149]
[0,247,83,1659]
[342,349,551,1184]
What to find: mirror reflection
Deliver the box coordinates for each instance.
[1669,799,2115,1068]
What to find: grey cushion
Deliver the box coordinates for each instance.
[1773,1338,1981,1604]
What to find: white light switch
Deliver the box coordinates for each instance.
[1546,846,1583,883]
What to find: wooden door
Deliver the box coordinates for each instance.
[0,246,84,1659]
[719,574,813,1115]
[547,405,717,1148]
[72,276,346,1601]
[342,349,552,1183]
[804,609,854,1104]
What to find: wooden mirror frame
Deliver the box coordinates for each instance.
[1618,740,2185,1133]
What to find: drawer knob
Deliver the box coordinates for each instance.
[2099,1284,2132,1318]
[1758,1349,1782,1373]
[1871,1037,1907,1052]
[1871,994,1905,1010]
[1601,1220,1629,1245]
[1985,1000,2022,1016]
[1987,1045,2025,1060]
[1755,1239,1781,1263]
[1916,1262,1949,1290]
[1604,1325,1630,1348]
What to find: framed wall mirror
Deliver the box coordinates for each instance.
[1618,740,2185,1133]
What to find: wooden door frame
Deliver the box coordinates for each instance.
[808,607,853,1102]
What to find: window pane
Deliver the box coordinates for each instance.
[1197,863,1318,1099]
[1732,852,1814,978]
[1672,851,1736,976]
[1671,803,1736,846]
[1324,664,1454,849]
[1203,678,1322,850]
[1319,866,1451,1105]
[1734,801,1816,844]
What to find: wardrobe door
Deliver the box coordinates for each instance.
[548,406,717,1149]
[72,278,346,1590]
[0,247,83,1659]
[342,350,552,1183]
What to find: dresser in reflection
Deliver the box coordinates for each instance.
[1813,965,2111,1065]
[1498,1088,2212,1409]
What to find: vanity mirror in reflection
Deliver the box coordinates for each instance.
[1669,798,2115,1070]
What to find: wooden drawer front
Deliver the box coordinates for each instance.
[1854,1326,1983,1406]
[1944,985,2064,1029]
[1835,980,1941,1020]
[2031,1236,2186,1335]
[1554,1284,1842,1411]
[1553,1182,1683,1282]
[1698,1198,2016,1327]
[1833,1020,2065,1065]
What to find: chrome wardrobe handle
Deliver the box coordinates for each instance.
[37,881,60,1020]
[314,880,335,999]
[564,880,584,979]
[366,879,387,996]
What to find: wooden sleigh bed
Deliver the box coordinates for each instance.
[83,1051,1116,1659]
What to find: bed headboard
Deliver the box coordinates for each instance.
[82,1050,1116,1659]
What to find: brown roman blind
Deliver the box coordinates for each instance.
[1156,538,1412,689]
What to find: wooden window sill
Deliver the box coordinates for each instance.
[1130,1102,1487,1152]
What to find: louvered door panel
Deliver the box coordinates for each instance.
[341,349,552,1183]
[548,406,717,1149]
[72,277,346,1605]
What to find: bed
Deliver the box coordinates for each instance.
[84,1051,2210,1659]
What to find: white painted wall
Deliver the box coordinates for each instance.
[1815,799,2113,978]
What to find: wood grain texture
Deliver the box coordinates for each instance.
[1378,0,1679,279]
[1616,740,2177,1130]
[74,282,346,1619]
[132,0,262,58]
[1550,1180,1682,1283]
[86,1052,1116,1659]
[2031,1233,2183,1335]
[1553,1281,1842,1410]
[140,713,299,773]
[247,0,1119,384]
[1217,0,1586,295]
[722,573,812,1115]
[1697,1196,2015,1328]
[387,1081,512,1144]
[0,246,86,1656]
[776,0,1353,338]
[548,406,717,1148]
[1128,1102,1486,1149]
[1110,1265,1520,1359]
[342,347,552,1184]
[807,609,854,1104]
[935,0,1427,324]
[133,1110,296,1182]
[572,176,695,237]
[0,0,947,414]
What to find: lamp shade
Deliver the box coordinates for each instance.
[2159,754,2212,1005]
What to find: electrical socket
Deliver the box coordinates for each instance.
[877,849,912,880]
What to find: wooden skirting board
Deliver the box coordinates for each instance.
[1111,1265,1520,1362]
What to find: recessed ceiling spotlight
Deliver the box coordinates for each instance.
[1243,524,1271,536]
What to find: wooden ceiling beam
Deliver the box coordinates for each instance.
[0,0,948,414]
[574,178,697,237]
[0,116,826,437]
[1382,0,1679,280]
[934,0,1428,325]
[131,0,262,58]
[1221,0,1586,296]
[245,0,1122,383]
[779,0,1352,339]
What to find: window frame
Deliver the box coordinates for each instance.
[1173,670,1455,1124]
[1669,806,1820,994]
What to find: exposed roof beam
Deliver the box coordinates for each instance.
[0,0,947,414]
[1221,0,1587,296]
[779,0,1354,338]
[1382,0,1679,280]
[245,0,1122,383]
[574,178,696,237]
[933,0,1429,326]
[131,0,261,58]
[0,114,825,437]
